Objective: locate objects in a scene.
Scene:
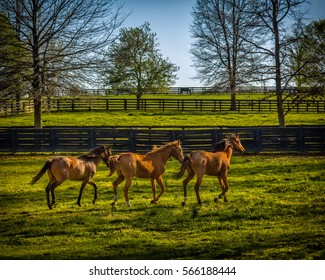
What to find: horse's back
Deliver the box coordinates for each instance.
[117,152,161,178]
[51,156,93,180]
[190,150,226,176]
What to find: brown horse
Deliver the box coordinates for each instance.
[31,145,112,209]
[109,140,184,207]
[176,134,245,206]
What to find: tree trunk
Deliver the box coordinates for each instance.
[136,94,141,110]
[34,97,42,128]
[230,85,236,111]
[31,0,42,128]
[273,2,286,128]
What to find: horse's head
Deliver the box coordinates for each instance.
[170,140,184,163]
[229,134,245,152]
[99,145,112,167]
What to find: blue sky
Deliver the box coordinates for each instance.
[121,0,325,87]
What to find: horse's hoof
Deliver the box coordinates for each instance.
[181,202,186,207]
[48,205,52,210]
[111,201,117,206]
[214,198,218,203]
[77,202,81,207]
[150,200,157,204]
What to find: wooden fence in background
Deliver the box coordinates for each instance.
[1,98,325,115]
[0,126,324,154]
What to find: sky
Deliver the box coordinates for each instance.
[121,0,325,87]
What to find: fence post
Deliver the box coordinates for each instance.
[129,130,136,152]
[124,99,127,111]
[254,128,262,153]
[297,126,304,152]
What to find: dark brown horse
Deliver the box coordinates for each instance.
[109,140,184,207]
[31,145,112,209]
[176,134,245,206]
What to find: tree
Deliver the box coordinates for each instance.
[247,0,308,127]
[0,0,125,128]
[105,22,179,108]
[294,19,325,92]
[0,12,30,111]
[191,0,262,110]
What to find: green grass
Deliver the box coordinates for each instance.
[0,154,324,259]
[1,110,324,127]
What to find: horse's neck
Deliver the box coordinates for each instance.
[93,155,102,166]
[82,155,102,166]
[224,146,233,160]
[152,145,172,164]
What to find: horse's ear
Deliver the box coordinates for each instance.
[176,140,181,146]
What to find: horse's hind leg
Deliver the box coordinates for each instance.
[123,177,132,207]
[194,174,204,205]
[111,175,125,206]
[77,179,88,207]
[46,180,63,210]
[150,178,157,204]
[182,169,194,206]
[46,183,52,209]
[87,180,98,205]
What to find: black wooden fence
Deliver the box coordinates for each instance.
[1,98,325,115]
[1,126,324,154]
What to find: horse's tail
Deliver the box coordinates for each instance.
[108,156,119,177]
[175,154,191,178]
[31,160,52,184]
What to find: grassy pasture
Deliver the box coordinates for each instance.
[1,110,324,127]
[0,154,324,260]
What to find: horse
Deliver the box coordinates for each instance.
[109,140,184,207]
[31,145,112,209]
[176,134,245,206]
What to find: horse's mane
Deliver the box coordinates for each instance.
[212,140,227,152]
[146,143,172,154]
[78,146,104,159]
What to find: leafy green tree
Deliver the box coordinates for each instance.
[105,22,179,108]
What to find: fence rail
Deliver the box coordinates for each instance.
[1,98,325,115]
[1,126,324,154]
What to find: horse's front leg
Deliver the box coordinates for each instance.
[152,175,165,204]
[214,176,229,202]
[150,178,157,204]
[88,180,98,205]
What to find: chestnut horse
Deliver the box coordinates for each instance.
[109,140,184,207]
[31,145,112,209]
[176,134,245,206]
